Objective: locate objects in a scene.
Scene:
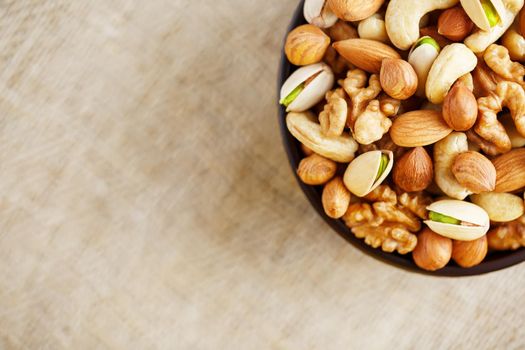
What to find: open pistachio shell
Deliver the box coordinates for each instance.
[460,0,505,31]
[343,150,394,197]
[424,199,490,241]
[280,63,335,112]
[408,37,440,97]
[304,0,338,28]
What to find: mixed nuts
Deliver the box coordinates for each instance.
[281,0,525,271]
[280,0,525,271]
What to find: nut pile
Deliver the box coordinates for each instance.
[280,0,525,271]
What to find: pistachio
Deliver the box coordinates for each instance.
[424,199,490,241]
[408,36,442,95]
[303,0,338,28]
[280,63,335,112]
[343,150,394,197]
[460,0,505,31]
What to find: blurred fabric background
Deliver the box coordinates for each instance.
[0,0,523,348]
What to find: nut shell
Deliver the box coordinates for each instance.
[390,110,452,147]
[328,0,384,21]
[380,58,418,100]
[333,39,401,73]
[303,0,338,28]
[438,7,474,41]
[393,147,434,192]
[280,63,335,112]
[452,235,488,268]
[343,150,393,197]
[413,228,452,271]
[424,199,490,241]
[297,154,337,185]
[442,84,478,131]
[322,177,351,219]
[285,24,331,66]
[451,151,496,193]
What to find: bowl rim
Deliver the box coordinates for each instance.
[277,0,525,277]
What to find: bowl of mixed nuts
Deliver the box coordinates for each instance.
[278,0,525,275]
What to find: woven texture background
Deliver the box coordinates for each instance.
[0,0,524,349]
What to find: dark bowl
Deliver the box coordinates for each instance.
[278,0,525,276]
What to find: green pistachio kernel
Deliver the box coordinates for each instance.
[429,211,461,225]
[481,0,500,27]
[414,36,440,53]
[280,83,305,107]
[375,154,389,181]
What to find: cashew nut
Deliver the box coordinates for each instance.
[385,0,459,50]
[471,192,525,222]
[426,43,477,104]
[502,23,525,61]
[286,111,358,162]
[434,132,472,200]
[464,0,524,53]
[358,14,389,43]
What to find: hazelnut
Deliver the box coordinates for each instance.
[442,83,478,131]
[413,228,453,271]
[438,7,474,42]
[285,24,331,66]
[452,235,488,268]
[380,58,418,100]
[297,153,337,185]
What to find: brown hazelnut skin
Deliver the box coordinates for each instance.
[452,235,488,268]
[442,84,478,131]
[437,7,474,42]
[413,228,452,271]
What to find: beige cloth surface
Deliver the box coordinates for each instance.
[0,0,524,349]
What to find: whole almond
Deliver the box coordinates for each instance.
[452,151,496,193]
[333,38,401,73]
[390,110,453,147]
[322,177,351,219]
[442,84,478,131]
[393,147,433,192]
[297,153,337,185]
[437,7,474,42]
[285,24,331,66]
[380,58,418,100]
[452,235,487,268]
[328,0,384,21]
[493,148,525,192]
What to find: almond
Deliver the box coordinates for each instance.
[493,148,525,192]
[390,110,453,147]
[333,39,401,73]
[380,58,418,100]
[328,0,384,22]
[393,147,433,192]
[437,7,474,42]
[451,151,496,193]
[322,177,351,219]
